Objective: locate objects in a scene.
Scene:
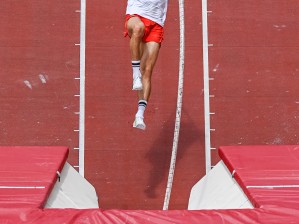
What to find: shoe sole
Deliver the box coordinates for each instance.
[133,123,146,130]
[132,85,143,91]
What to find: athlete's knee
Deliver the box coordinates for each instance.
[141,67,153,82]
[144,64,154,74]
[140,67,150,76]
[131,23,145,38]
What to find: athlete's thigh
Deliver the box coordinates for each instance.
[141,41,161,70]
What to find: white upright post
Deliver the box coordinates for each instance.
[79,0,86,177]
[202,0,212,174]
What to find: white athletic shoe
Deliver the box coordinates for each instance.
[133,116,146,130]
[132,76,143,90]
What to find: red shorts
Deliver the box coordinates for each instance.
[124,14,164,43]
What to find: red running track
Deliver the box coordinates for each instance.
[85,0,204,209]
[0,1,80,166]
[208,1,299,163]
[0,0,298,210]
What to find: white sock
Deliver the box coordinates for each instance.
[136,100,147,118]
[132,60,141,79]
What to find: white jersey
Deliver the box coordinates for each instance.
[126,0,168,27]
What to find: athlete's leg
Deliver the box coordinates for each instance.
[126,16,145,61]
[133,42,160,130]
[138,41,161,102]
[126,16,145,90]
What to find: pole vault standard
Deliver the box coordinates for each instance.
[163,0,185,210]
[202,0,212,174]
[79,0,86,177]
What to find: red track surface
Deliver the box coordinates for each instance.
[208,1,299,163]
[0,1,80,164]
[1,0,298,210]
[84,1,204,209]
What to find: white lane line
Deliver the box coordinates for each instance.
[0,186,45,189]
[163,0,185,211]
[247,185,299,189]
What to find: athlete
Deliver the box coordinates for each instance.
[124,0,169,130]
